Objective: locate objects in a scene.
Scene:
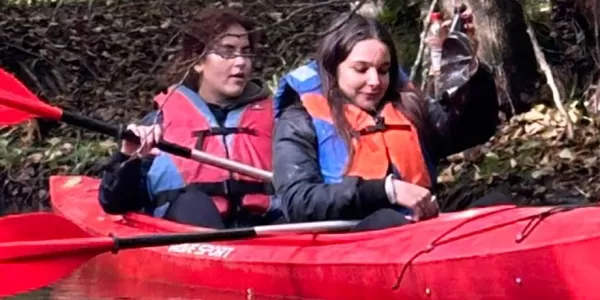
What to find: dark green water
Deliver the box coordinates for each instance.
[10,280,256,300]
[5,262,305,300]
[6,266,266,300]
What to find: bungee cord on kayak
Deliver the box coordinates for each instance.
[392,205,524,290]
[514,202,600,243]
[391,202,600,290]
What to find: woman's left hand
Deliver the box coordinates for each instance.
[441,6,479,53]
[440,6,478,54]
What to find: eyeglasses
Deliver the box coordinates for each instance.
[207,45,254,59]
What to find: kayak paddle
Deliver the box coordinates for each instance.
[0,212,359,297]
[0,67,273,181]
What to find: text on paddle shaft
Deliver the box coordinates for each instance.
[167,243,235,258]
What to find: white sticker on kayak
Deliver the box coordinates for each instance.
[167,243,235,259]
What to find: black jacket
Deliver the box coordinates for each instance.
[272,64,499,222]
[98,80,272,216]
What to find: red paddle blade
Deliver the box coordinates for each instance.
[0,212,92,243]
[0,213,114,297]
[0,68,62,125]
[1,250,105,297]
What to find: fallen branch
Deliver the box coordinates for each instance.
[420,66,429,91]
[521,5,574,139]
[409,0,439,81]
[585,80,600,124]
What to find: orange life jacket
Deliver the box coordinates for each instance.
[146,85,274,218]
[300,92,433,187]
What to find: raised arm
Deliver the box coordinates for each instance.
[426,63,500,160]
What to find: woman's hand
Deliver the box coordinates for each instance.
[440,6,479,54]
[391,179,440,222]
[120,124,163,157]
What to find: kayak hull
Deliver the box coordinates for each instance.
[49,175,600,299]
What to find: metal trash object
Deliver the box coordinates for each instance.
[433,4,479,103]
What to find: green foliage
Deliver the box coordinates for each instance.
[0,124,118,213]
[523,0,552,23]
[379,0,424,70]
[0,125,116,174]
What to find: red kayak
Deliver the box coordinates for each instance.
[49,175,600,299]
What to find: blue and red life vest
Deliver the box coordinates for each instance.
[273,60,437,187]
[146,85,276,218]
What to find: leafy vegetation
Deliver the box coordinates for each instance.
[0,123,116,213]
[0,0,349,213]
[1,0,599,213]
[379,0,423,71]
[436,103,600,209]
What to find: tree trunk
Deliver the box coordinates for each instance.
[571,0,600,117]
[440,0,542,119]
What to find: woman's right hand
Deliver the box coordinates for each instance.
[120,124,163,157]
[391,179,440,222]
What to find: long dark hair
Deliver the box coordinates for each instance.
[316,13,431,170]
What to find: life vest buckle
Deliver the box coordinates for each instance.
[374,116,386,131]
[355,116,387,136]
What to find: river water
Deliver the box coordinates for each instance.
[9,274,253,300]
[7,259,285,300]
[9,277,281,300]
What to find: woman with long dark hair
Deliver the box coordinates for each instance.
[272,12,512,231]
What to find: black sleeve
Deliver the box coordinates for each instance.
[272,102,393,222]
[97,111,162,214]
[98,152,155,214]
[427,63,500,159]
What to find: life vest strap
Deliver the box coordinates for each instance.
[154,179,275,208]
[188,180,274,196]
[353,116,412,137]
[192,127,257,150]
[192,127,256,137]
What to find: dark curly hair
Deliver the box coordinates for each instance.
[160,6,257,92]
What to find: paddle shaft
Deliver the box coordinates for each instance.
[112,220,359,251]
[0,214,359,298]
[0,89,273,181]
[62,110,273,181]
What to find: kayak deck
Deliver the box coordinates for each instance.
[50,175,600,299]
